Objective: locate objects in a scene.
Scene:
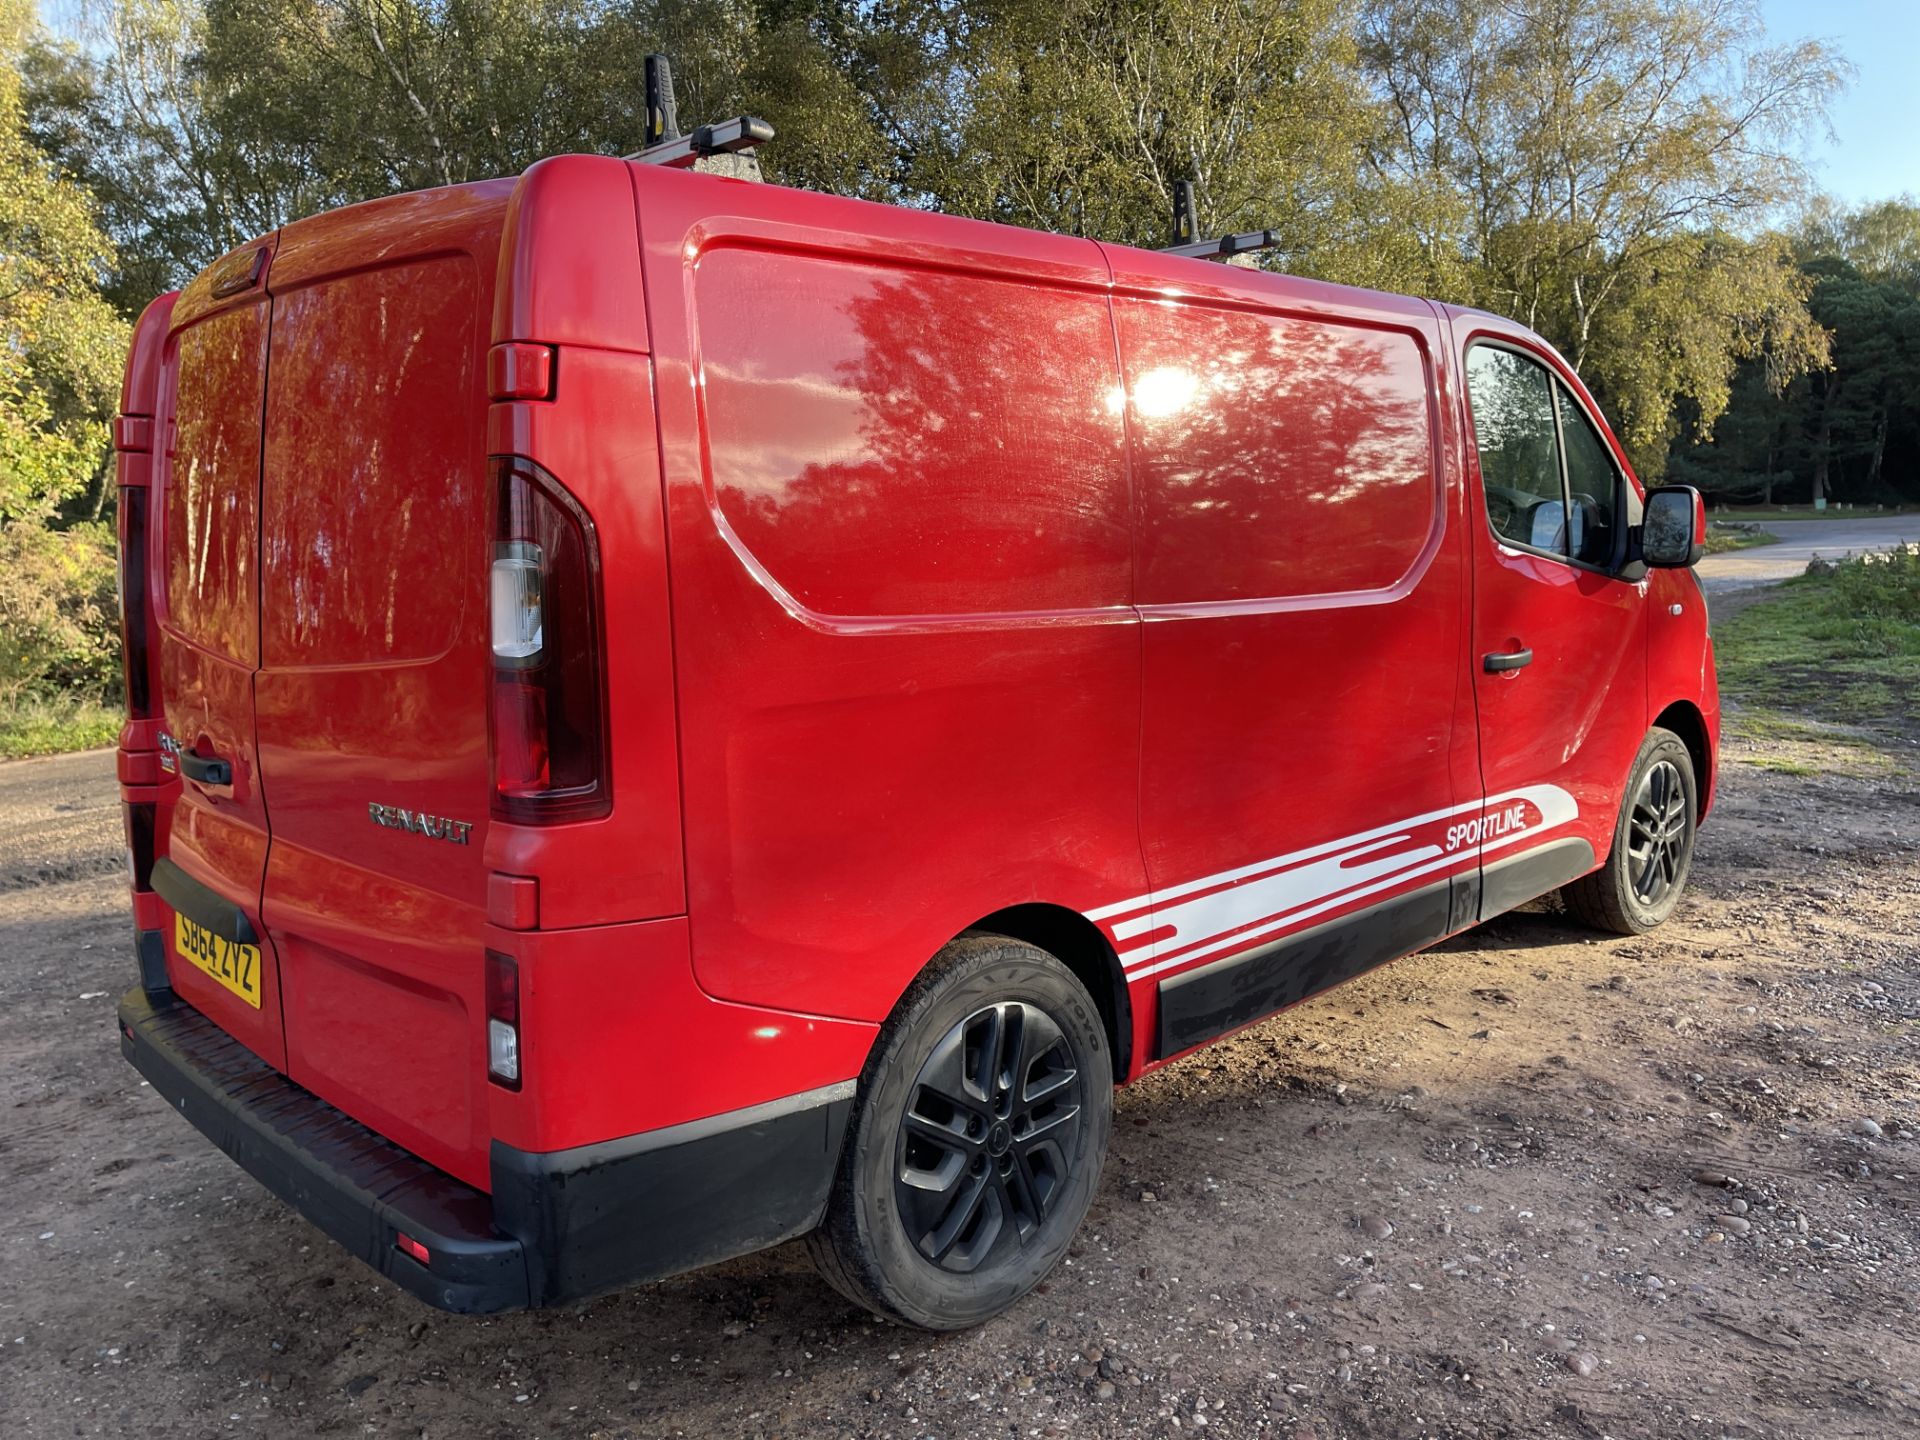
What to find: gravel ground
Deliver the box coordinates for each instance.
[2,728,1918,1439]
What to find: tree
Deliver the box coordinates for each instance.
[1672,200,1920,507]
[839,0,1441,292]
[42,0,889,297]
[0,0,127,704]
[1359,0,1843,474]
[1665,361,1799,503]
[0,0,129,522]
[1799,256,1920,504]
[1797,194,1920,288]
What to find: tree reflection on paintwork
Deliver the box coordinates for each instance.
[168,305,269,663]
[262,257,479,666]
[697,250,1444,615]
[1117,300,1436,604]
[695,248,1131,619]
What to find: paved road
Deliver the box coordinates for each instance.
[1697,515,1920,594]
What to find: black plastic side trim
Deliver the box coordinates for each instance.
[135,928,170,996]
[150,857,258,944]
[1479,837,1596,920]
[1449,869,1481,934]
[492,1083,854,1306]
[1155,879,1455,1059]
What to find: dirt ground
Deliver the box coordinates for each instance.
[3,715,1919,1439]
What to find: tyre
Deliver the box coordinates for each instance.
[1561,726,1699,935]
[807,934,1113,1330]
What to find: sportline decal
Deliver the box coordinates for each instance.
[1090,786,1578,983]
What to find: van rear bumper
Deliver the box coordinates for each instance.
[117,986,853,1314]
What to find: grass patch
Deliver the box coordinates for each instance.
[1744,755,1820,776]
[0,691,122,759]
[1725,709,1881,751]
[1723,705,1906,776]
[1703,526,1779,555]
[1714,545,1920,736]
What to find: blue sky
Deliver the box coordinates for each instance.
[1761,0,1920,203]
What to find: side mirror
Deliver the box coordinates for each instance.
[1641,485,1706,568]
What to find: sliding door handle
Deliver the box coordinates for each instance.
[1483,647,1534,674]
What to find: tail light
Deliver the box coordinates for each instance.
[485,950,521,1089]
[116,487,153,718]
[488,457,609,823]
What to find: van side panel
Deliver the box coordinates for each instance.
[634,168,1146,1025]
[690,246,1132,619]
[253,183,511,1188]
[1101,256,1478,1064]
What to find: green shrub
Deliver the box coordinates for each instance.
[0,517,121,701]
[0,690,121,757]
[1715,543,1920,731]
[1826,543,1920,634]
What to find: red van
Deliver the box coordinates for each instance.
[112,153,1717,1330]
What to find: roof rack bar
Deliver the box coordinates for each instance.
[625,115,776,167]
[1160,178,1281,261]
[1160,228,1284,261]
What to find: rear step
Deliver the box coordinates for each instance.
[119,986,855,1313]
[119,988,529,1313]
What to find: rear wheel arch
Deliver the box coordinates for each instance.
[1651,700,1712,818]
[958,903,1133,1083]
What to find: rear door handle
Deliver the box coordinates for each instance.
[1483,647,1534,674]
[178,750,233,786]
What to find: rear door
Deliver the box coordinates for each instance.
[252,185,509,1188]
[152,242,287,1068]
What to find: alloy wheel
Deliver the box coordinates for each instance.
[1626,758,1690,905]
[892,1001,1086,1274]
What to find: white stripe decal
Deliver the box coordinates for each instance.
[1097,785,1579,981]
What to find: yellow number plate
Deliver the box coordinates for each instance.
[174,913,262,1009]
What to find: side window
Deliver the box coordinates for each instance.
[1464,346,1566,554]
[1555,385,1619,566]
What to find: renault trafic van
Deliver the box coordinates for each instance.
[114,152,1717,1330]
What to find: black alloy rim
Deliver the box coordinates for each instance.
[1627,758,1690,905]
[893,1001,1085,1274]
